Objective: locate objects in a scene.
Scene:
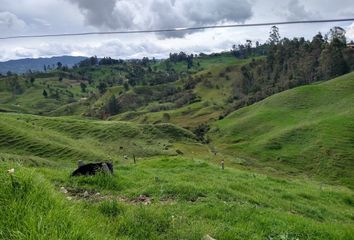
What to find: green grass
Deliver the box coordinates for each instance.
[0,113,202,166]
[1,156,353,239]
[212,72,354,187]
[0,77,93,115]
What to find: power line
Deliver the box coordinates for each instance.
[0,18,353,40]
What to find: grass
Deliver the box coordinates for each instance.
[1,156,353,239]
[0,112,204,168]
[0,77,92,115]
[212,72,354,187]
[1,56,354,239]
[111,55,249,128]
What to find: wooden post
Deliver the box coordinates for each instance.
[133,154,136,164]
[221,160,224,170]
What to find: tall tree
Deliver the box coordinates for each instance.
[80,82,87,93]
[106,95,119,115]
[42,89,48,98]
[268,26,281,45]
[329,26,346,45]
[57,62,63,69]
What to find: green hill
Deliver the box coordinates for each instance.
[1,75,353,239]
[211,72,354,187]
[0,113,203,166]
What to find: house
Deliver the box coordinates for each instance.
[347,43,354,49]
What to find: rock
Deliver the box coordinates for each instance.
[135,195,152,205]
[71,162,113,176]
[78,160,85,167]
[102,163,112,174]
[83,191,89,198]
[202,235,216,240]
[60,187,68,194]
[66,196,73,201]
[176,149,184,155]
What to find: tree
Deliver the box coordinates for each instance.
[329,26,346,45]
[97,82,107,94]
[43,89,48,98]
[269,26,280,45]
[319,40,349,79]
[123,82,129,91]
[162,113,171,122]
[30,77,35,85]
[79,56,98,67]
[6,76,22,98]
[193,124,210,143]
[106,95,119,115]
[246,40,253,56]
[80,82,87,93]
[57,62,63,69]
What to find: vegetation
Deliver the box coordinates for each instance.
[211,72,354,187]
[0,26,353,239]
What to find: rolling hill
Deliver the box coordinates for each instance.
[0,113,203,167]
[211,72,354,187]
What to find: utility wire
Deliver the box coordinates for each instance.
[0,18,353,40]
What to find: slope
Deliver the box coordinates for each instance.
[211,72,354,187]
[0,113,202,166]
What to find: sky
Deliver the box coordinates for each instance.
[0,0,353,61]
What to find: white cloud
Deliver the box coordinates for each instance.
[0,11,26,34]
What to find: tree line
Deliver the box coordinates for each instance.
[224,26,354,117]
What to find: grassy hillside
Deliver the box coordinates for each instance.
[0,53,251,129]
[0,76,93,115]
[0,113,204,167]
[110,56,250,128]
[211,72,354,187]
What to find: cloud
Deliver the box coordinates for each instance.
[68,0,253,37]
[0,0,353,61]
[0,11,26,33]
[286,0,321,20]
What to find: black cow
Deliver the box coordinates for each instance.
[71,162,113,176]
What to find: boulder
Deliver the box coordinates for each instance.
[71,162,113,176]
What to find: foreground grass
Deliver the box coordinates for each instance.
[1,156,353,240]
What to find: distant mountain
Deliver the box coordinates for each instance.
[0,56,87,74]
